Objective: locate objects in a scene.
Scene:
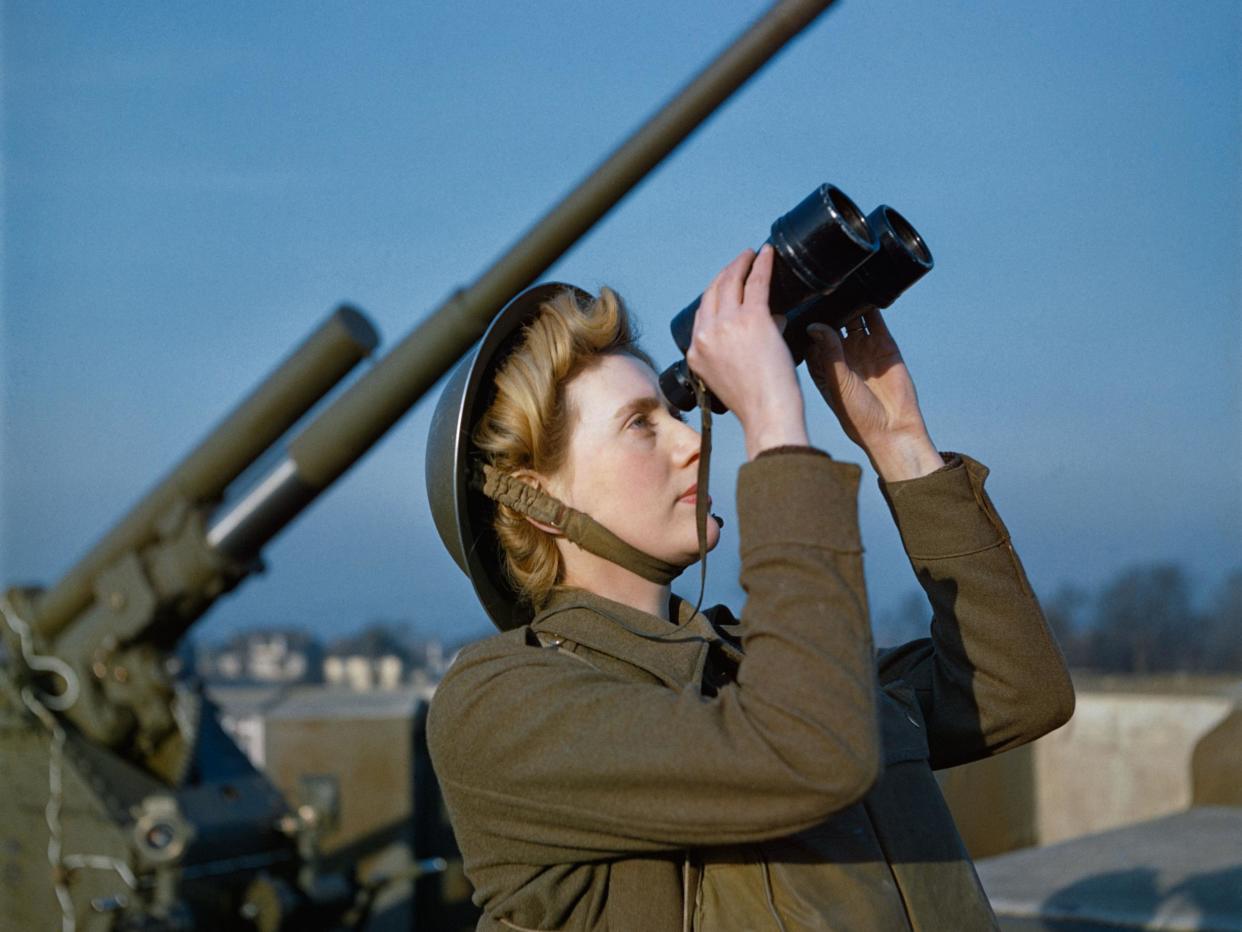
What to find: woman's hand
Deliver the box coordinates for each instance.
[804,311,943,482]
[687,245,809,459]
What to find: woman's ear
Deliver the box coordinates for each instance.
[511,469,564,537]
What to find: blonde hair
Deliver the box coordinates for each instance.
[474,287,653,609]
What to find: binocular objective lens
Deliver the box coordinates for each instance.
[883,207,932,266]
[829,188,871,246]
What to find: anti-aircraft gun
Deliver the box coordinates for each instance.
[0,2,839,928]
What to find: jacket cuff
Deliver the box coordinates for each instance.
[738,451,862,554]
[878,452,1010,559]
[754,444,832,461]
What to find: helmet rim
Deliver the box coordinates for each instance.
[425,282,594,631]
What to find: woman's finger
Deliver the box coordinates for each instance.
[716,248,754,313]
[692,261,730,344]
[861,307,894,343]
[808,322,846,364]
[805,323,850,399]
[741,243,773,310]
[842,317,868,342]
[695,279,725,345]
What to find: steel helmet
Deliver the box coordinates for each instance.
[425,283,593,631]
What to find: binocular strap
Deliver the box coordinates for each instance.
[689,374,715,618]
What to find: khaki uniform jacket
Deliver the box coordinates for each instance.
[427,450,1075,931]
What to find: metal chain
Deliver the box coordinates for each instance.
[1,595,79,710]
[2,597,138,932]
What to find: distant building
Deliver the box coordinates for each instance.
[422,639,447,676]
[195,623,461,691]
[325,625,413,691]
[197,629,324,685]
[324,654,406,691]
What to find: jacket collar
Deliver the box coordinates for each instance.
[530,588,726,690]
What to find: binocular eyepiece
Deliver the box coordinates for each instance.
[659,183,933,413]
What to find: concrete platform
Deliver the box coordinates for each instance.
[977,806,1242,931]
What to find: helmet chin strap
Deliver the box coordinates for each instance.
[477,374,720,621]
[477,464,684,586]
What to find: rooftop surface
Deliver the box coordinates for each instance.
[978,806,1242,930]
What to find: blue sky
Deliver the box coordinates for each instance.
[3,1,1239,645]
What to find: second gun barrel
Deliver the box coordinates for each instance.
[33,307,379,639]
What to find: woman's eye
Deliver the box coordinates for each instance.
[626,407,684,432]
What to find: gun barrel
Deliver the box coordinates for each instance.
[206,0,837,559]
[32,307,380,640]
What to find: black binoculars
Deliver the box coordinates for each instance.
[659,183,933,413]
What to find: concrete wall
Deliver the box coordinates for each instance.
[939,690,1238,858]
[1033,693,1235,844]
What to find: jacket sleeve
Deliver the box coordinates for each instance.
[874,453,1075,770]
[426,451,882,863]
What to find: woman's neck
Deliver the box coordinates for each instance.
[559,549,672,621]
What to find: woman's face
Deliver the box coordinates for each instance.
[545,352,720,566]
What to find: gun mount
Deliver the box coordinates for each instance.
[0,1,838,928]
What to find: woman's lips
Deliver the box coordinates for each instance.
[678,485,710,507]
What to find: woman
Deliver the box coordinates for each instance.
[424,245,1074,930]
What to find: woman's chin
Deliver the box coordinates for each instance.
[673,527,721,564]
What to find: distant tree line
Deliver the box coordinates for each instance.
[875,563,1242,674]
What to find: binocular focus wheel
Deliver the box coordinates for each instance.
[659,359,728,415]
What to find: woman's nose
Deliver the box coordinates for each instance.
[671,416,702,466]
